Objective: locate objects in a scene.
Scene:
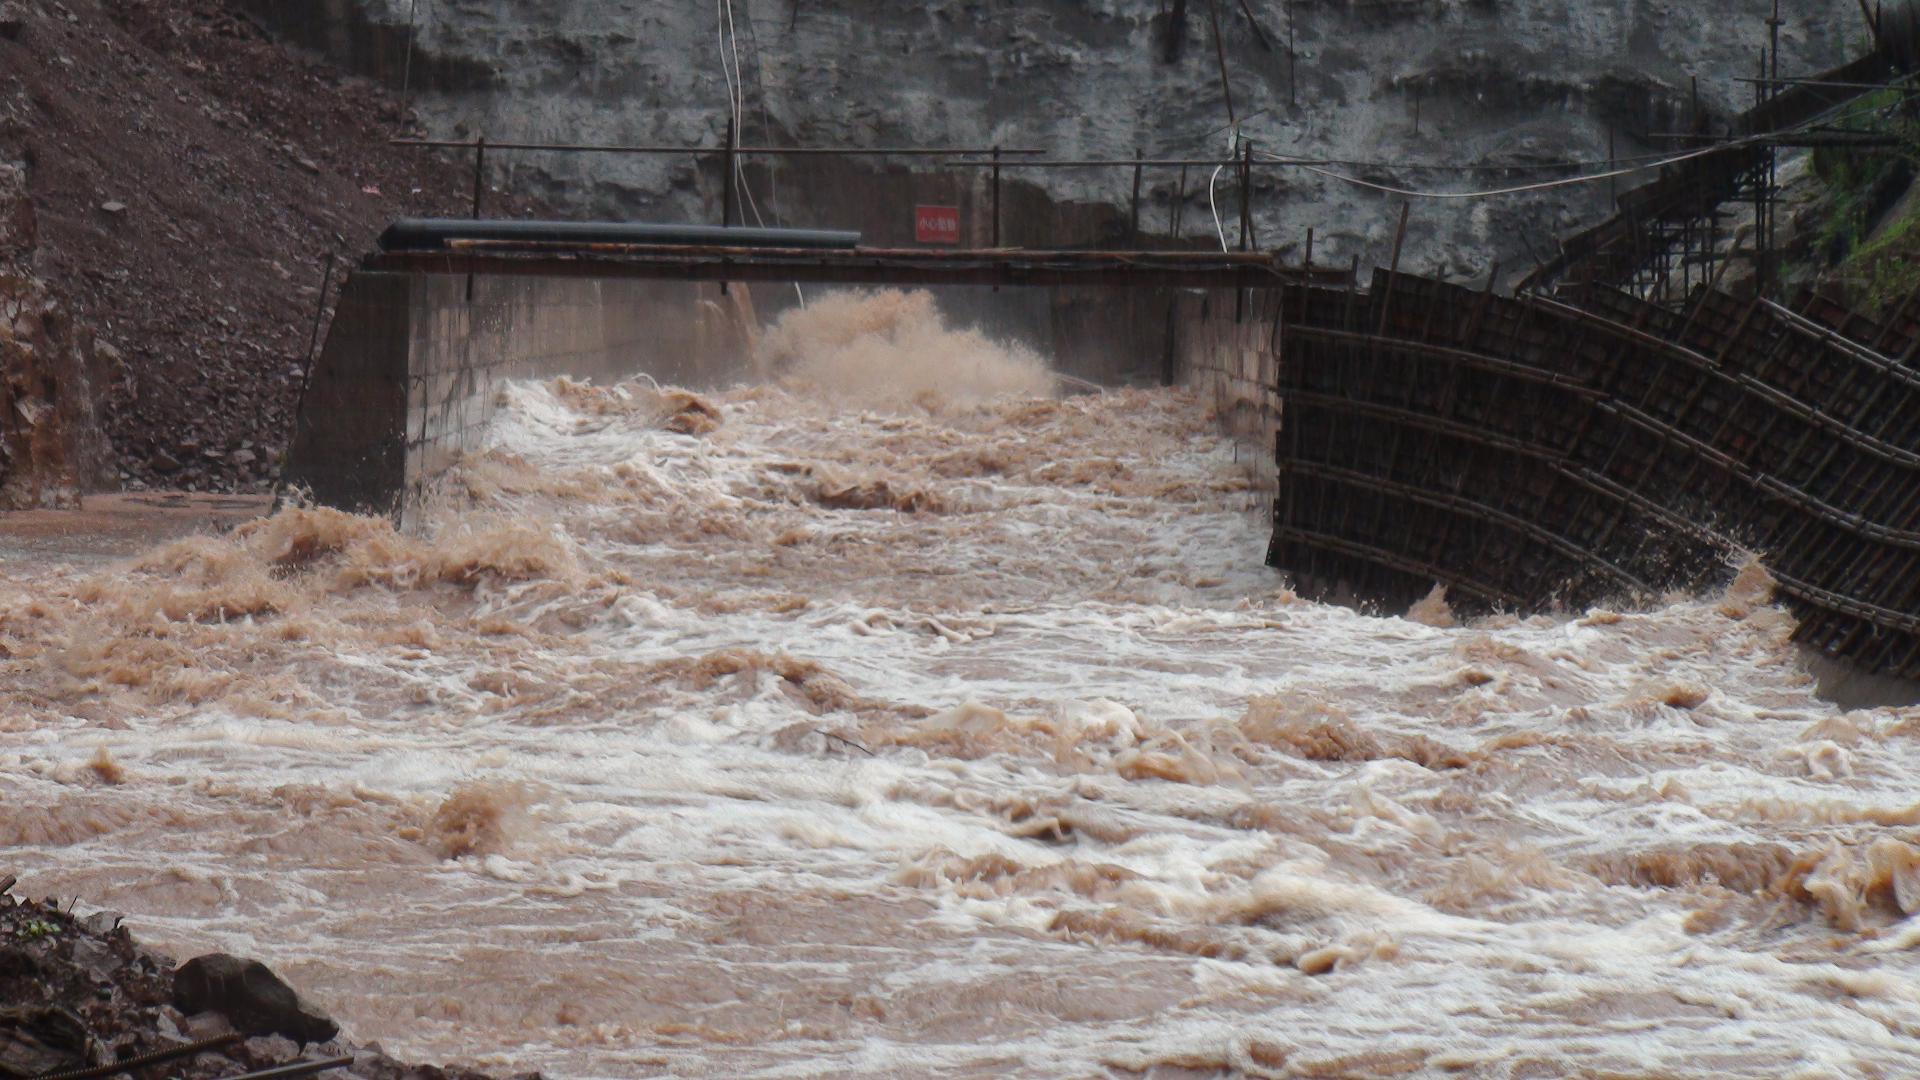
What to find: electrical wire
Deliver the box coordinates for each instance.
[1270,144,1747,173]
[714,0,804,308]
[721,0,766,228]
[739,2,789,228]
[1162,74,1918,179]
[716,0,743,215]
[1262,144,1732,199]
[1253,86,1909,201]
[718,0,805,307]
[1206,162,1230,252]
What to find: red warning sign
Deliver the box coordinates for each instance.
[915,205,961,245]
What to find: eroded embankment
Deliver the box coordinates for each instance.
[4,292,1920,1078]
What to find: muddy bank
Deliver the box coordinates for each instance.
[0,880,535,1080]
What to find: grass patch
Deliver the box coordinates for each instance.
[1808,89,1920,311]
[14,918,58,940]
[1847,199,1920,310]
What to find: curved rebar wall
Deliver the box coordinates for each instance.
[1267,271,1920,680]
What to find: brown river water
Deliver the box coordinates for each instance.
[4,291,1920,1078]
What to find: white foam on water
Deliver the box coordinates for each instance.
[3,290,1919,1077]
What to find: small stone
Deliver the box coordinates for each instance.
[68,934,115,977]
[295,157,320,174]
[243,1034,299,1062]
[78,911,123,936]
[230,449,256,465]
[181,1011,237,1042]
[173,954,338,1045]
[99,201,126,214]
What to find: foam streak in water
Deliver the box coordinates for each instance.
[2,290,1918,1077]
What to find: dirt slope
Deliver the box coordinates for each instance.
[0,0,538,493]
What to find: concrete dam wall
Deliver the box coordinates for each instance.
[281,252,1286,524]
[282,272,755,521]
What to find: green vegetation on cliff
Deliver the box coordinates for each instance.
[1810,89,1920,312]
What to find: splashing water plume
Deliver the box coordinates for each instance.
[3,289,1919,1077]
[757,288,1057,409]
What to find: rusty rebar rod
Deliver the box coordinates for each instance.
[721,115,736,229]
[991,145,1002,248]
[32,1035,244,1080]
[1204,0,1237,126]
[1130,148,1144,244]
[469,135,485,219]
[305,253,335,368]
[397,0,418,127]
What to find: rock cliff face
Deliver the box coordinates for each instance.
[0,160,111,509]
[244,0,1860,276]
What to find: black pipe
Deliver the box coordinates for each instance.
[377,219,860,253]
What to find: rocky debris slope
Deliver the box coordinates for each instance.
[0,882,534,1080]
[249,0,1859,278]
[0,157,111,509]
[0,0,540,495]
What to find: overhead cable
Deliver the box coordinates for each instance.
[1252,86,1906,201]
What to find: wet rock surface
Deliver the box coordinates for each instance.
[249,0,1858,277]
[0,885,536,1080]
[173,955,339,1046]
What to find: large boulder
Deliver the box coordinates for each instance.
[171,954,339,1045]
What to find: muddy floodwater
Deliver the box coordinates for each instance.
[4,292,1920,1078]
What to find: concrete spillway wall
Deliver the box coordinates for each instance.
[284,266,1230,525]
[282,271,754,521]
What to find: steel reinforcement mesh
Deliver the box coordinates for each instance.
[1269,270,1920,680]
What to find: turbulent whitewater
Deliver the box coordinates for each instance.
[4,293,1920,1078]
